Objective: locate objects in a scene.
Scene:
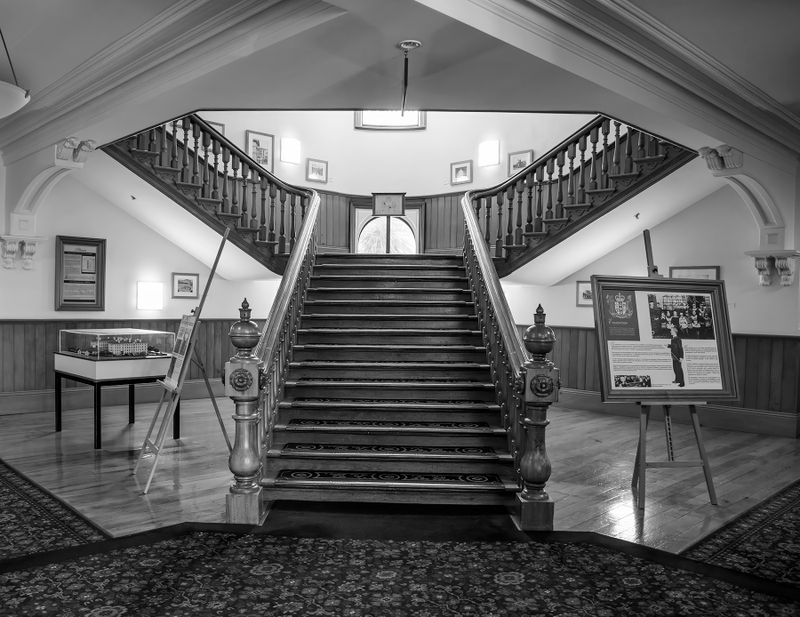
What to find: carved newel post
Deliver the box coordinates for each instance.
[225,298,265,524]
[517,304,560,531]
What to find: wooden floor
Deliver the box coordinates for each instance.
[1,396,798,553]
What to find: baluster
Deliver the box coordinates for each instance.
[191,121,201,185]
[555,150,565,218]
[637,130,646,159]
[525,171,534,233]
[600,119,610,189]
[278,189,287,254]
[201,129,212,198]
[495,192,504,258]
[221,147,231,214]
[566,143,576,205]
[268,182,277,246]
[240,162,249,227]
[211,140,221,200]
[545,158,554,219]
[624,126,634,174]
[170,120,179,169]
[514,180,524,244]
[612,121,621,176]
[483,196,492,247]
[588,126,599,190]
[159,123,169,167]
[473,197,482,238]
[259,176,268,241]
[180,117,191,182]
[230,154,240,215]
[505,185,515,247]
[289,194,297,251]
[577,135,587,203]
[148,129,157,154]
[535,164,544,232]
[251,173,258,230]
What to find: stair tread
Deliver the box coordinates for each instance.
[304,300,474,305]
[293,344,485,350]
[279,400,500,409]
[264,469,518,492]
[290,361,489,368]
[272,443,510,459]
[297,328,481,334]
[311,274,467,279]
[286,380,493,388]
[276,419,503,433]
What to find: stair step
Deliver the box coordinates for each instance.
[295,328,482,345]
[300,314,479,329]
[284,380,496,402]
[276,418,502,434]
[271,443,510,461]
[303,300,475,315]
[277,400,501,423]
[313,264,466,277]
[287,361,490,380]
[310,275,468,289]
[306,288,472,301]
[315,254,464,266]
[291,344,488,362]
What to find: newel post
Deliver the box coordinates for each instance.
[224,298,266,524]
[517,304,560,531]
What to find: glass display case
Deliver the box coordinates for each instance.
[59,328,174,360]
[55,328,175,381]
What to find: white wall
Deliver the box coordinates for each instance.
[199,110,593,195]
[503,185,800,335]
[0,176,280,320]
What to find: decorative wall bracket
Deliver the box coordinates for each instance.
[0,235,41,269]
[744,250,800,286]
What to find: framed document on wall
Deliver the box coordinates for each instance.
[590,275,738,403]
[55,236,106,311]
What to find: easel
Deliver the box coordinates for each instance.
[133,229,232,494]
[630,230,718,509]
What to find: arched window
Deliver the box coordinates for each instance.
[356,216,416,254]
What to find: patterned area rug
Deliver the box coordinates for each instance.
[0,460,109,561]
[682,479,800,587]
[1,527,798,616]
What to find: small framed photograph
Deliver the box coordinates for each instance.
[55,235,106,311]
[508,149,533,176]
[669,265,721,280]
[206,121,225,135]
[245,130,274,172]
[306,158,328,183]
[171,272,199,298]
[450,160,472,185]
[576,280,593,306]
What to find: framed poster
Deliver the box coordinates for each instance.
[55,235,106,311]
[450,160,472,185]
[372,192,406,216]
[576,280,593,306]
[590,275,738,402]
[171,272,199,298]
[508,149,533,176]
[245,130,274,172]
[669,265,721,280]
[306,158,328,183]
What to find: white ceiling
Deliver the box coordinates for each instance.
[0,0,796,281]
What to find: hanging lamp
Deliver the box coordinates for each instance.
[0,27,29,119]
[398,39,421,116]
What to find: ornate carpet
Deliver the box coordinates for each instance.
[682,479,800,587]
[0,459,798,616]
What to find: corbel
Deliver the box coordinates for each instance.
[744,250,800,286]
[0,235,42,269]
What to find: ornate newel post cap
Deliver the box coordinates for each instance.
[228,298,260,358]
[523,304,556,360]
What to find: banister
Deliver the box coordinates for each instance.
[461,191,529,371]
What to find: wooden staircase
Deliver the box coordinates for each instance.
[260,253,520,505]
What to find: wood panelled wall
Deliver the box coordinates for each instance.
[0,319,260,393]
[519,325,800,415]
[316,190,465,254]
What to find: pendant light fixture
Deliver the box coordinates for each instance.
[398,39,421,116]
[0,27,29,119]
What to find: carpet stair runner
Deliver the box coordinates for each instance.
[261,253,519,504]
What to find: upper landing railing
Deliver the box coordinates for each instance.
[103,114,314,275]
[470,115,697,276]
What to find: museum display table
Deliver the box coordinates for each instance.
[54,328,178,449]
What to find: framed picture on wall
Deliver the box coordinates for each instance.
[55,235,106,311]
[306,158,328,183]
[669,265,721,280]
[508,149,533,176]
[245,130,274,172]
[450,160,472,185]
[576,280,593,306]
[171,272,199,298]
[590,275,738,403]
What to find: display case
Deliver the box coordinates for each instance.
[55,328,175,380]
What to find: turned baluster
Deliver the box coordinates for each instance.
[637,130,646,159]
[473,197,482,238]
[516,304,559,531]
[278,189,287,254]
[566,143,576,205]
[221,147,231,214]
[169,120,179,169]
[577,135,587,203]
[612,121,621,176]
[555,150,565,218]
[159,123,169,167]
[201,129,212,198]
[599,119,610,189]
[240,162,249,227]
[289,194,297,251]
[191,122,201,185]
[505,184,515,247]
[250,173,259,230]
[495,192,504,258]
[525,171,534,233]
[624,126,634,174]
[483,196,492,247]
[211,140,221,200]
[230,154,240,215]
[588,126,599,190]
[148,128,157,154]
[545,158,554,219]
[268,182,277,246]
[534,164,544,232]
[224,299,265,525]
[512,180,523,244]
[180,117,192,182]
[259,177,268,241]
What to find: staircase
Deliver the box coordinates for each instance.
[260,253,519,505]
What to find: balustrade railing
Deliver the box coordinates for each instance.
[118,114,312,271]
[471,115,695,276]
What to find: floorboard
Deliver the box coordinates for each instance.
[0,397,798,553]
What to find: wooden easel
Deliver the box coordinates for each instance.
[133,229,232,494]
[631,230,718,509]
